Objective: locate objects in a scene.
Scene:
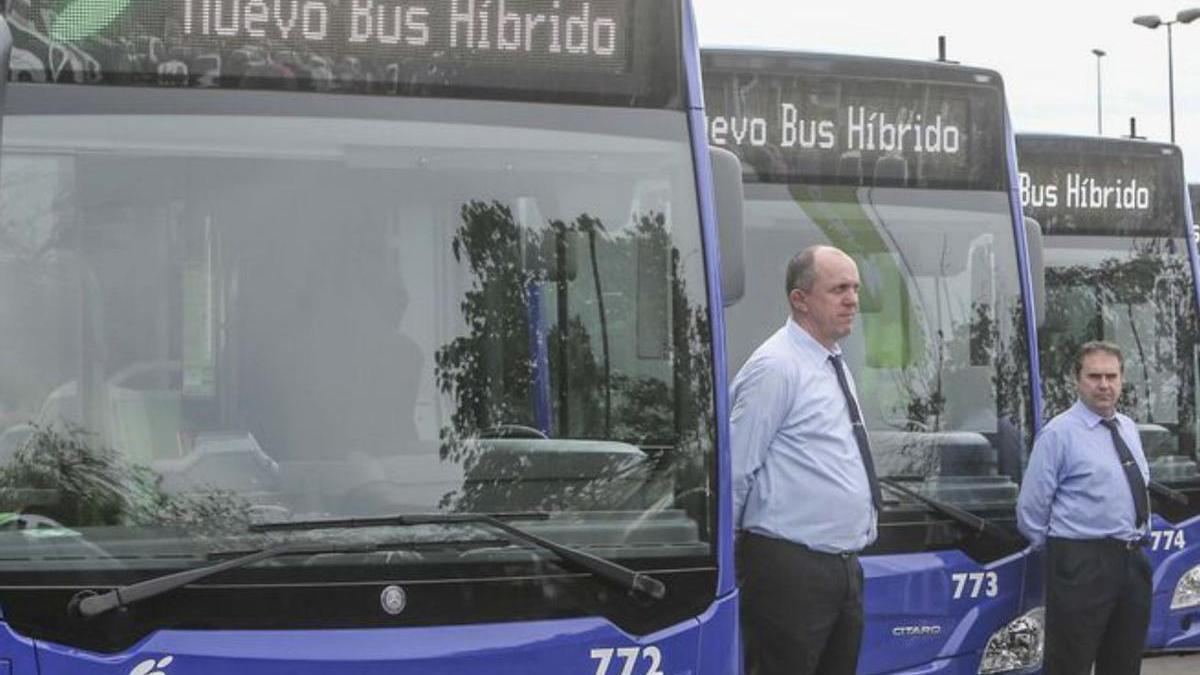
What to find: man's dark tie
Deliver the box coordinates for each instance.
[829,354,883,510]
[1100,417,1149,529]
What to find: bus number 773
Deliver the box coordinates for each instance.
[950,572,999,599]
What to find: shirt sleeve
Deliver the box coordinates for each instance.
[729,356,793,531]
[1016,426,1061,549]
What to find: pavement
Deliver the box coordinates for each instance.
[1142,653,1200,674]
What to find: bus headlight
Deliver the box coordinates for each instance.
[1171,565,1200,610]
[978,608,1044,674]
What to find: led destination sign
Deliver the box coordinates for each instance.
[173,0,624,63]
[708,101,963,155]
[10,0,678,106]
[1018,139,1184,237]
[701,65,1005,190]
[1021,173,1151,211]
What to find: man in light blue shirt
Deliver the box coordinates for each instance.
[731,245,879,675]
[1017,341,1151,675]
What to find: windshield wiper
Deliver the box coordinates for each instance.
[70,539,395,619]
[880,478,1024,547]
[251,511,666,600]
[69,513,549,619]
[1150,480,1190,507]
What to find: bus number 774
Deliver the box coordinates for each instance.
[1149,530,1187,551]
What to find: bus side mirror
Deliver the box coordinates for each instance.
[710,146,745,306]
[1024,216,1045,328]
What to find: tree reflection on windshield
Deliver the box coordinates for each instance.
[0,423,249,533]
[882,300,1031,485]
[432,200,714,527]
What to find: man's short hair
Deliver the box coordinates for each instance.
[785,246,821,296]
[1074,340,1124,377]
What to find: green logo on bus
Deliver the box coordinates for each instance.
[50,0,132,42]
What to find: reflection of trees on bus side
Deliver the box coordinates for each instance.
[433,200,714,522]
[1040,238,1198,444]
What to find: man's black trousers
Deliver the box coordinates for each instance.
[737,532,864,675]
[1044,537,1152,675]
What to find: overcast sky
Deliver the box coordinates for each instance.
[695,1,1200,181]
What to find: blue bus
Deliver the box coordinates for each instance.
[701,50,1045,674]
[0,1,747,673]
[1018,134,1200,654]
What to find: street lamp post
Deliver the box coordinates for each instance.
[1133,9,1200,143]
[1092,48,1106,134]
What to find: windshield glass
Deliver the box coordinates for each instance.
[727,184,1034,555]
[1037,226,1200,492]
[0,95,715,577]
[1023,139,1200,496]
[1039,233,1199,489]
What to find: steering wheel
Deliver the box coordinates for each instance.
[477,424,549,439]
[889,418,930,433]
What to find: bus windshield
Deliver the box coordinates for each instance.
[0,0,721,652]
[0,94,715,573]
[0,0,719,589]
[1020,135,1200,495]
[705,52,1034,561]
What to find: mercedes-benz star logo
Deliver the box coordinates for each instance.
[380,585,407,616]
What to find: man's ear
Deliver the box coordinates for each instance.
[789,288,806,313]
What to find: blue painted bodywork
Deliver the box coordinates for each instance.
[8,595,737,675]
[859,550,1032,674]
[1146,514,1200,650]
[1002,106,1044,435]
[0,625,35,675]
[681,0,735,599]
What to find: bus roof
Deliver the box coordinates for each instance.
[1016,133,1181,159]
[701,48,1005,91]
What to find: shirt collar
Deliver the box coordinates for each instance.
[1070,399,1118,430]
[785,316,842,360]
